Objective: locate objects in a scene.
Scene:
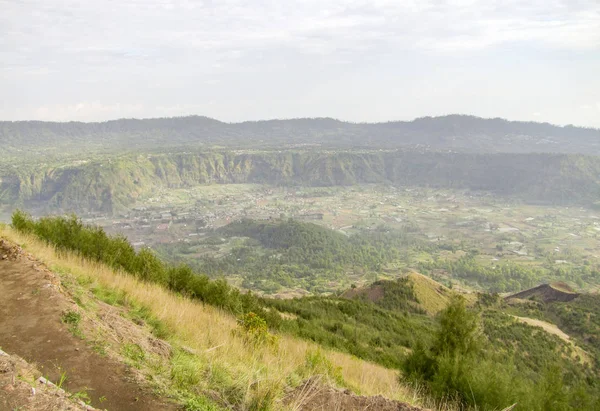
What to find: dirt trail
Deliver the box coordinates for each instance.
[0,240,176,410]
[511,315,571,341]
[0,348,93,410]
[511,315,591,365]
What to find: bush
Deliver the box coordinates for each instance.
[236,312,278,347]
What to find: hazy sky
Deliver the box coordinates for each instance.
[1,0,599,127]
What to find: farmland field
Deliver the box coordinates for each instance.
[79,183,600,295]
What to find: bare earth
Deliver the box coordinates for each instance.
[0,239,176,411]
[284,376,427,411]
[511,315,591,365]
[0,348,93,411]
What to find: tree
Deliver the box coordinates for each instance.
[401,296,483,406]
[433,296,480,358]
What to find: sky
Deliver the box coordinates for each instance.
[1,0,599,127]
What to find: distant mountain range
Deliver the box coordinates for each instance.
[2,114,599,157]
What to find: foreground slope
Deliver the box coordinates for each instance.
[0,238,177,410]
[8,212,600,410]
[0,225,430,410]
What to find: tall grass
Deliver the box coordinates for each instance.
[0,224,444,409]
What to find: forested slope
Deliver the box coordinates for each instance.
[9,211,600,410]
[2,114,600,157]
[3,150,600,213]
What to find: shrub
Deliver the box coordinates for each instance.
[236,312,278,347]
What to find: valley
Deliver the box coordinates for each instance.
[68,183,600,296]
[2,115,600,410]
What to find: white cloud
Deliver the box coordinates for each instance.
[1,0,599,125]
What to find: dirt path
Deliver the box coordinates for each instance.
[511,315,571,341]
[511,315,591,365]
[0,241,176,410]
[0,348,92,410]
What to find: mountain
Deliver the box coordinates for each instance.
[2,114,600,158]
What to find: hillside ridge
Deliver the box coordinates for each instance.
[4,150,600,214]
[3,114,600,157]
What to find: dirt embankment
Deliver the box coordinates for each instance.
[0,238,175,411]
[0,348,95,411]
[284,376,427,411]
[507,283,579,303]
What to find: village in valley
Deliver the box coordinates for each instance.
[72,183,600,294]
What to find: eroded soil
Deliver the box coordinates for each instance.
[0,238,176,410]
[284,376,427,411]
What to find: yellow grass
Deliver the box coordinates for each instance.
[0,225,444,409]
[407,272,478,315]
[407,272,453,315]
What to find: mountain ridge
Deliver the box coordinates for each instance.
[3,113,598,130]
[4,150,600,214]
[3,114,600,157]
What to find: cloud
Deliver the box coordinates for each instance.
[2,0,599,71]
[1,0,599,125]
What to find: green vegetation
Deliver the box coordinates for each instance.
[10,210,600,410]
[266,295,434,368]
[505,294,600,368]
[403,297,600,410]
[236,312,279,347]
[60,310,81,326]
[158,219,423,293]
[12,210,280,327]
[157,216,600,296]
[60,309,83,338]
[5,149,600,214]
[419,253,600,293]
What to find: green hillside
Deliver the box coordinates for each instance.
[8,211,600,410]
[4,150,600,214]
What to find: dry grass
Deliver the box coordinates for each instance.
[406,272,453,315]
[0,225,448,410]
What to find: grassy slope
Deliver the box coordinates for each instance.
[405,272,454,315]
[0,224,438,410]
